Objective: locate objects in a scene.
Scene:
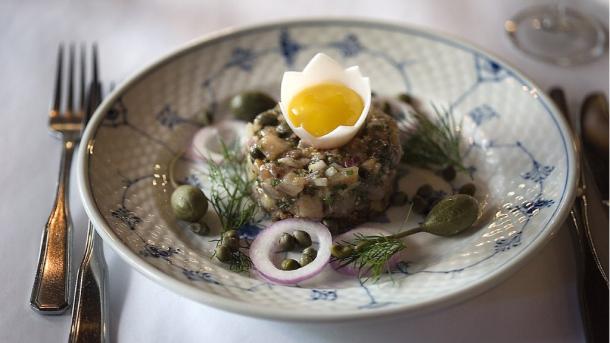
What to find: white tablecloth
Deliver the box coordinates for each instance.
[1,0,608,342]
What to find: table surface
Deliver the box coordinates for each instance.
[1,0,608,342]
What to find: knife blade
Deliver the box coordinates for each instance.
[580,93,609,203]
[549,87,609,343]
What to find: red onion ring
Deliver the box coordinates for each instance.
[184,120,247,163]
[250,219,332,285]
[330,227,405,277]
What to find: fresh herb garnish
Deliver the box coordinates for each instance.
[401,104,466,172]
[205,140,258,272]
[331,194,479,282]
[206,140,258,233]
[333,233,407,282]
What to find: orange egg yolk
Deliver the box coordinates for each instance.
[287,83,364,137]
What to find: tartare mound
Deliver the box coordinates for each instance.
[246,105,402,231]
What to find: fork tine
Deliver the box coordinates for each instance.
[92,43,99,85]
[51,45,64,114]
[79,44,86,114]
[85,44,101,124]
[66,44,75,115]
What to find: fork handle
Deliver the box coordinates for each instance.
[69,223,107,343]
[30,139,75,314]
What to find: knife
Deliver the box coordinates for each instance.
[580,93,609,204]
[549,88,609,343]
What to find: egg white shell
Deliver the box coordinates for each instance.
[279,53,371,149]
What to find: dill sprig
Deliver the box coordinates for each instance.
[205,140,258,273]
[402,104,466,172]
[206,140,258,233]
[333,234,407,282]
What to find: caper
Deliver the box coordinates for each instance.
[186,219,210,236]
[390,191,409,207]
[459,183,476,196]
[441,166,456,181]
[276,122,292,137]
[249,145,265,160]
[280,258,301,271]
[221,230,240,250]
[222,236,240,251]
[278,232,297,251]
[300,254,315,266]
[302,247,317,258]
[292,230,312,248]
[412,195,428,214]
[416,184,433,198]
[230,91,276,122]
[358,168,370,179]
[422,194,479,236]
[254,111,279,127]
[170,185,208,222]
[397,93,415,104]
[215,245,233,263]
[381,101,392,114]
[223,230,239,239]
[331,244,353,259]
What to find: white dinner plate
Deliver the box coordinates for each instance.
[78,19,577,321]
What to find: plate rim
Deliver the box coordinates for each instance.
[77,17,579,322]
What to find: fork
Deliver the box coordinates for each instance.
[30,44,86,314]
[69,45,108,343]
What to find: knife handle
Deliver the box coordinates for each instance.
[567,208,609,343]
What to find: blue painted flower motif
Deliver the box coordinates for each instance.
[468,105,499,126]
[330,34,363,57]
[182,269,221,285]
[522,160,555,183]
[226,47,256,71]
[141,244,179,258]
[279,29,301,67]
[111,206,142,230]
[310,289,337,301]
[494,232,522,252]
[238,223,262,240]
[513,198,555,217]
[156,104,184,129]
[475,55,508,82]
[105,97,128,127]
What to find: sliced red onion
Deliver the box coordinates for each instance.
[184,120,247,163]
[330,227,405,277]
[250,219,332,285]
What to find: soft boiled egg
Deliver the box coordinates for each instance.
[279,53,371,149]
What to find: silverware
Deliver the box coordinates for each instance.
[69,45,108,343]
[580,93,609,203]
[549,87,609,343]
[31,45,86,314]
